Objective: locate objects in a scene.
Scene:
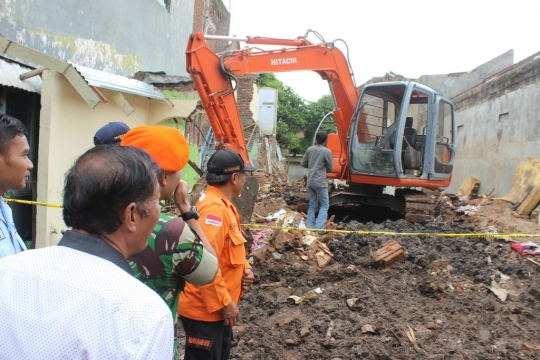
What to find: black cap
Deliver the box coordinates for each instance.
[207,149,256,175]
[94,122,130,145]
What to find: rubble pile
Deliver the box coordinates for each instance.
[225,175,540,359]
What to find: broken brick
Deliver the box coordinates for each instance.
[371,240,407,266]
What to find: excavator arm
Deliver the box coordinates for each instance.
[186,31,360,172]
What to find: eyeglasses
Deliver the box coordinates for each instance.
[236,171,253,177]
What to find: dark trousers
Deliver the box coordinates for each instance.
[180,316,233,360]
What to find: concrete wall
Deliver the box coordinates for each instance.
[286,156,307,181]
[36,70,197,248]
[446,56,540,196]
[418,50,514,99]
[0,0,195,76]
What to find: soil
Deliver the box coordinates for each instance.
[183,179,540,359]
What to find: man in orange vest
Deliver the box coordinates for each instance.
[178,149,256,360]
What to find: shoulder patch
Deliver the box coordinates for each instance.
[205,214,222,226]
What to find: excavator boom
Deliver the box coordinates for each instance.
[186,31,358,173]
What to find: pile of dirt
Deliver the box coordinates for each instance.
[177,176,540,358]
[232,222,540,359]
[230,181,540,359]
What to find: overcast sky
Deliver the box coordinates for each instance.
[221,0,538,102]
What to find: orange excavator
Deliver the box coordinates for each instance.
[186,31,456,222]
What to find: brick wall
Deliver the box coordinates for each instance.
[237,74,258,127]
[192,0,230,53]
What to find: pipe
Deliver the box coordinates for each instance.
[312,111,334,145]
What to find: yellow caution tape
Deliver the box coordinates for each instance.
[4,199,539,239]
[3,198,63,208]
[240,223,540,239]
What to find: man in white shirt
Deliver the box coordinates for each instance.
[0,114,33,258]
[0,145,173,359]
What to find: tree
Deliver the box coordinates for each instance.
[255,74,337,154]
[301,95,336,151]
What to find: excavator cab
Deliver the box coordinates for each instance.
[349,81,456,182]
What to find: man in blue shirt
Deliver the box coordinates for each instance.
[301,131,333,229]
[0,114,33,258]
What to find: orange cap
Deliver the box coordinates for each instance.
[121,125,189,172]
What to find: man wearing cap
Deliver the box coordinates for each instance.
[120,125,218,359]
[94,121,130,145]
[178,149,256,360]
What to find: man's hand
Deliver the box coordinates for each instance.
[241,268,254,291]
[221,300,240,326]
[173,180,191,214]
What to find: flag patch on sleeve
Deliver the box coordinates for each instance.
[205,214,222,226]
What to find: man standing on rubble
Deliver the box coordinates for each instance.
[302,131,333,229]
[0,145,173,358]
[120,125,218,359]
[0,114,33,259]
[178,149,256,360]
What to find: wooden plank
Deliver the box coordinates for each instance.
[4,40,69,73]
[110,91,134,116]
[63,66,101,109]
[512,185,533,211]
[90,86,109,103]
[19,67,47,80]
[0,36,11,53]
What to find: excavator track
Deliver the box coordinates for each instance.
[402,190,437,223]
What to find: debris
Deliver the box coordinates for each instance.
[266,209,287,221]
[259,281,285,289]
[455,205,480,216]
[526,258,540,267]
[346,298,360,310]
[497,157,540,215]
[511,185,533,211]
[326,321,335,338]
[316,252,332,268]
[285,339,296,345]
[314,287,324,294]
[250,229,272,252]
[300,327,310,337]
[250,246,268,262]
[361,324,378,334]
[511,242,540,256]
[404,325,421,352]
[485,280,509,302]
[523,342,540,352]
[284,289,317,304]
[458,176,481,198]
[371,240,407,266]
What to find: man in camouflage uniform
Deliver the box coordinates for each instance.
[121,125,218,359]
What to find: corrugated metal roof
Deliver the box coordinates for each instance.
[70,63,166,101]
[0,57,42,94]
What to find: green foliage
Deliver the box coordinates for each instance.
[256,74,337,154]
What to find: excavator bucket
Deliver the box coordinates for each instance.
[190,176,259,225]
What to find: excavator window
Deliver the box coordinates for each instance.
[350,89,402,175]
[435,101,454,165]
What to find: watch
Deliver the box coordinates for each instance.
[179,206,200,221]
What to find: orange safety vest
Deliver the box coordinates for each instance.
[178,186,251,321]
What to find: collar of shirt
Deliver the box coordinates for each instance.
[0,196,26,253]
[205,186,242,232]
[58,230,133,275]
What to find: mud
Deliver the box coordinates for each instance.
[230,182,540,359]
[181,179,540,359]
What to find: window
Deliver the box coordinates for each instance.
[435,101,453,164]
